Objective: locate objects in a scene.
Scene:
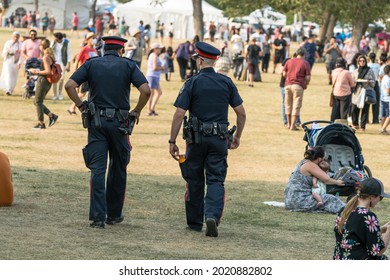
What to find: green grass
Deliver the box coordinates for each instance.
[0,27,390,260]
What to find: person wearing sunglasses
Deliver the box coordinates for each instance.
[351,55,376,131]
[333,178,390,260]
[21,29,41,61]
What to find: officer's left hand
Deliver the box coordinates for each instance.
[169,144,180,161]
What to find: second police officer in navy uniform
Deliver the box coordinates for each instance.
[169,42,246,237]
[65,36,151,229]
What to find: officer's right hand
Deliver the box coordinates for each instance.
[230,136,240,149]
[129,110,139,124]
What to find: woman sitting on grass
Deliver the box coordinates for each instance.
[284,146,345,213]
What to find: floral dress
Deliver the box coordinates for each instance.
[284,160,345,213]
[333,207,387,260]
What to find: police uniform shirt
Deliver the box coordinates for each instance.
[70,51,147,110]
[174,68,243,123]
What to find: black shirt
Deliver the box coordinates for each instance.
[174,67,243,123]
[70,51,147,110]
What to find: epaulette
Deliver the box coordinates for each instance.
[86,56,99,62]
[123,57,135,62]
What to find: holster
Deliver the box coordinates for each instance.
[118,110,137,135]
[227,125,237,149]
[81,101,90,128]
[89,102,101,129]
[191,117,201,144]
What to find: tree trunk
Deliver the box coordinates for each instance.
[326,14,337,42]
[34,0,38,12]
[192,0,204,40]
[90,0,97,24]
[2,0,9,9]
[351,18,368,49]
[318,10,330,43]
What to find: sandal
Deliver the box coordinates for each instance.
[67,109,76,115]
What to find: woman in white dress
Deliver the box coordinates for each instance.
[0,31,22,96]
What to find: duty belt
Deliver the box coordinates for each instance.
[99,108,129,122]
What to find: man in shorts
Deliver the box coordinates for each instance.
[324,37,341,85]
[282,47,311,131]
[272,33,287,74]
[71,12,79,38]
[245,38,262,87]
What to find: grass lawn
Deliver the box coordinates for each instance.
[0,27,390,260]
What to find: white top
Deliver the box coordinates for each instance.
[368,62,381,80]
[230,34,243,52]
[381,74,390,102]
[52,40,71,66]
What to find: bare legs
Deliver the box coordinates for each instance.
[148,87,162,116]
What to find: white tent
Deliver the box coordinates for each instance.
[114,0,224,39]
[4,0,90,30]
[249,6,286,28]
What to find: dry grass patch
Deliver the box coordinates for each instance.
[0,28,389,260]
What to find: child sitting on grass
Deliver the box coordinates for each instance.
[312,160,330,207]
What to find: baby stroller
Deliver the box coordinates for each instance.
[23,58,42,99]
[302,120,372,198]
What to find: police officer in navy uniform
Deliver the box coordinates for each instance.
[65,36,151,229]
[169,42,246,237]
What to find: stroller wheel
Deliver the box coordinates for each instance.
[363,165,372,178]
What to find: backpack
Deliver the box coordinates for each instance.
[46,63,62,84]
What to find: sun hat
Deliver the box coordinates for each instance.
[150,42,163,50]
[86,32,95,40]
[360,178,390,198]
[131,28,141,37]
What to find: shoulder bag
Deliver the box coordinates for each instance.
[364,87,376,104]
[329,73,340,107]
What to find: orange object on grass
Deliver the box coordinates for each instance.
[0,152,13,206]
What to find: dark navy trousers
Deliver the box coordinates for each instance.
[82,117,131,222]
[181,135,228,231]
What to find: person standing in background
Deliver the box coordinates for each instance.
[48,16,56,36]
[70,12,79,38]
[51,32,71,101]
[330,57,355,122]
[367,52,381,124]
[40,12,49,35]
[0,31,22,96]
[168,22,174,47]
[146,42,164,116]
[324,37,342,85]
[283,47,311,131]
[272,33,287,74]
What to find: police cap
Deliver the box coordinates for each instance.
[102,36,128,47]
[192,41,220,60]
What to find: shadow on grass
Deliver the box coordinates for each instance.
[2,166,390,260]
